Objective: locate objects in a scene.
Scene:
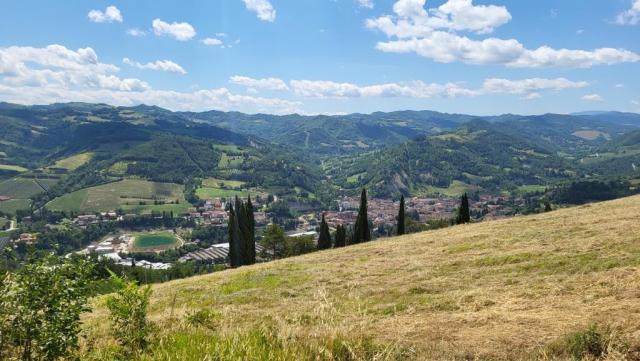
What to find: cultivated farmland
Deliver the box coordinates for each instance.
[46,179,190,214]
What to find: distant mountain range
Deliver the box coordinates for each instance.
[1,102,640,207]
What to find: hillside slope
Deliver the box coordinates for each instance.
[83,195,640,360]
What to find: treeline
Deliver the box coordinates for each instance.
[550,179,638,204]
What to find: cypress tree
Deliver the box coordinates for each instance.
[334,225,346,248]
[235,196,248,265]
[317,213,331,250]
[227,203,242,267]
[246,196,256,264]
[353,188,370,244]
[397,195,406,236]
[456,193,471,224]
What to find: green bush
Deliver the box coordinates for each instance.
[105,271,154,357]
[565,325,605,360]
[0,256,94,360]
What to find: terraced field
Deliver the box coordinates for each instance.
[46,179,190,214]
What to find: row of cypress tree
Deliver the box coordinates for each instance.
[228,196,256,267]
[315,190,470,250]
[231,189,470,263]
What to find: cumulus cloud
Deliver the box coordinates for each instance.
[616,0,640,25]
[288,77,586,99]
[152,19,196,41]
[582,94,604,102]
[122,58,187,75]
[0,44,300,114]
[242,0,276,22]
[88,5,123,23]
[357,0,374,9]
[201,37,224,46]
[368,0,640,68]
[230,76,290,91]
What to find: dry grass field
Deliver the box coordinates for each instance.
[81,195,640,360]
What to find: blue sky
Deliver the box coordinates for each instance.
[0,0,638,115]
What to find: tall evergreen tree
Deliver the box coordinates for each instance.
[334,225,346,248]
[317,213,331,250]
[456,193,471,224]
[397,195,406,236]
[245,196,256,264]
[352,188,371,244]
[227,204,241,267]
[235,196,249,265]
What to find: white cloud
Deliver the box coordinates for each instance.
[482,78,588,94]
[368,0,640,68]
[632,99,639,106]
[615,84,625,88]
[0,44,300,114]
[290,79,477,98]
[88,5,123,23]
[127,28,147,37]
[288,77,585,99]
[201,38,223,46]
[523,92,541,100]
[616,0,640,25]
[152,19,196,41]
[230,76,290,91]
[122,58,187,75]
[357,0,374,9]
[582,94,604,102]
[242,0,276,22]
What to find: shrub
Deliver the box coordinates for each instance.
[185,309,222,330]
[0,256,94,360]
[105,271,154,356]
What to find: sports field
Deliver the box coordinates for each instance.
[46,179,190,214]
[130,232,181,252]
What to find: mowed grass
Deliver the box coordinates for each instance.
[50,152,93,170]
[82,195,640,360]
[46,179,189,214]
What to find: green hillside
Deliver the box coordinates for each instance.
[81,195,640,360]
[46,179,189,214]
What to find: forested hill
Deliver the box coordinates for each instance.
[325,120,575,197]
[2,102,640,203]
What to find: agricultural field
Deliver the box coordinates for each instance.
[0,199,30,215]
[46,179,190,214]
[201,178,245,188]
[129,231,181,253]
[83,195,640,360]
[49,152,93,170]
[417,180,476,197]
[0,176,48,215]
[0,164,28,172]
[196,186,261,200]
[0,177,46,199]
